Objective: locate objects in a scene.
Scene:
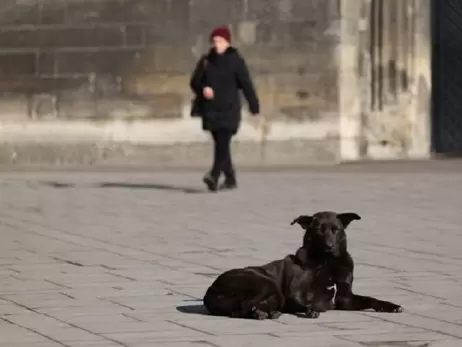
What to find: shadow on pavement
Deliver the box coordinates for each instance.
[40,181,206,194]
[176,304,209,316]
[98,182,205,194]
[41,181,76,188]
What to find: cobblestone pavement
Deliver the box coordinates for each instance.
[1,161,462,347]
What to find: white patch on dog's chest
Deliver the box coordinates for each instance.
[326,284,337,304]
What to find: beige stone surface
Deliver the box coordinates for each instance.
[0,160,461,346]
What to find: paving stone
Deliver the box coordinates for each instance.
[339,331,453,344]
[1,161,462,346]
[0,320,53,344]
[427,341,462,347]
[103,329,211,344]
[207,334,360,347]
[0,343,63,347]
[363,312,462,338]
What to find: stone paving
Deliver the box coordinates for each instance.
[1,161,462,347]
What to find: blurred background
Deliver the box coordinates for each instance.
[1,2,462,346]
[0,0,458,168]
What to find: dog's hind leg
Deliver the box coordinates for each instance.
[268,309,282,319]
[265,280,285,319]
[283,294,321,319]
[259,294,284,319]
[251,308,269,320]
[248,297,281,320]
[203,284,243,318]
[239,283,284,320]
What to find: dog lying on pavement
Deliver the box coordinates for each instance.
[203,211,403,319]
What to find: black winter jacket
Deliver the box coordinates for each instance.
[190,47,259,134]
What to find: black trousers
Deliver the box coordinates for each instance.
[210,130,235,181]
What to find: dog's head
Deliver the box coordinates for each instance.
[291,211,361,257]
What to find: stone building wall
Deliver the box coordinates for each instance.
[338,0,432,160]
[0,0,340,120]
[0,0,431,166]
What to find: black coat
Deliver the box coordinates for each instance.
[190,47,259,134]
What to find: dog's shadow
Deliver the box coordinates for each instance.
[176,304,210,316]
[176,305,318,319]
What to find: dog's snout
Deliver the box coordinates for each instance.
[324,236,336,251]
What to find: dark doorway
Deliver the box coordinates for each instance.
[432,0,462,155]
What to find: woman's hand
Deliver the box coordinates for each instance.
[249,114,266,131]
[203,86,214,100]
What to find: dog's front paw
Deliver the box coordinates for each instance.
[269,311,282,320]
[305,310,320,319]
[252,308,269,320]
[375,302,403,313]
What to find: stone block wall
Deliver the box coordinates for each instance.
[0,0,432,166]
[0,0,341,124]
[338,0,432,161]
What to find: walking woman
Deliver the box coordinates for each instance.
[190,26,260,192]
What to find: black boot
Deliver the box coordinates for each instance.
[219,175,237,191]
[203,173,218,192]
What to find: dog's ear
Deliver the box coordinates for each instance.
[290,215,313,229]
[338,213,361,228]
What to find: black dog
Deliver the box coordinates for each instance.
[203,212,403,319]
[203,252,330,320]
[287,211,403,318]
[203,260,286,319]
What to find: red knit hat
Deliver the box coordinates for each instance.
[210,26,232,43]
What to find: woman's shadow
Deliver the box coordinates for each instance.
[98,182,206,194]
[41,181,206,194]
